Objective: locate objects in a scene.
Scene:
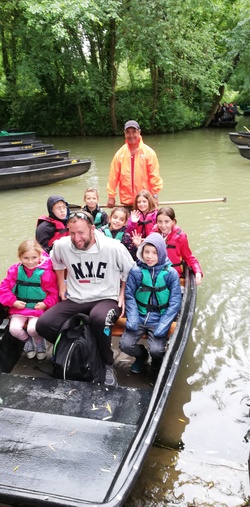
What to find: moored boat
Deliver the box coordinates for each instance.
[0,130,36,142]
[0,149,70,168]
[237,145,250,160]
[0,158,92,190]
[0,265,196,507]
[0,139,43,148]
[229,131,250,146]
[0,143,53,156]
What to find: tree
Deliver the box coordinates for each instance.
[0,0,249,134]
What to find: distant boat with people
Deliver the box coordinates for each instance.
[208,101,241,128]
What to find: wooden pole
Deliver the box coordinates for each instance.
[69,197,227,209]
[244,125,250,133]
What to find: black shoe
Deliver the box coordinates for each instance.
[151,358,162,373]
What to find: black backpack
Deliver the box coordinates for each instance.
[52,313,105,383]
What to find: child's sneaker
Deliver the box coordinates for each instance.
[104,365,118,387]
[36,339,47,360]
[23,336,36,359]
[130,347,149,374]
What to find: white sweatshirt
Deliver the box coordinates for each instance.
[51,230,135,304]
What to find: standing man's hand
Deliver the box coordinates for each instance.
[107,197,115,208]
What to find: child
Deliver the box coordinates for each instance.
[126,190,158,244]
[36,195,70,252]
[120,233,182,374]
[82,187,108,229]
[154,207,203,285]
[99,207,137,260]
[0,240,59,360]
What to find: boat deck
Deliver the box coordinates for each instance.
[0,332,153,507]
[10,334,156,389]
[0,271,195,507]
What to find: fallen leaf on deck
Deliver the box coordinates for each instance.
[69,429,79,436]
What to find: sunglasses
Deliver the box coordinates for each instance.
[68,211,94,224]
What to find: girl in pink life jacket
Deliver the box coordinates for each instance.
[0,240,59,360]
[126,190,158,246]
[153,207,203,285]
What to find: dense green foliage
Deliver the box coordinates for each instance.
[0,0,249,135]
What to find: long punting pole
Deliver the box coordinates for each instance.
[69,197,227,209]
[100,197,227,207]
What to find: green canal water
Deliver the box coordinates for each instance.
[0,118,249,506]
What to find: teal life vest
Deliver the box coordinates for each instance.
[82,206,104,229]
[103,226,124,241]
[94,211,103,228]
[135,267,170,315]
[14,265,46,308]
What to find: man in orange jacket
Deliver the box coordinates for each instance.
[107,120,163,208]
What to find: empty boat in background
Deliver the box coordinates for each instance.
[0,158,91,190]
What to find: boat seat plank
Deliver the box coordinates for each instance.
[0,373,151,425]
[112,277,184,337]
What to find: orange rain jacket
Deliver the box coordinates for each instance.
[107,137,163,205]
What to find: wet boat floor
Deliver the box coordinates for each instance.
[11,336,155,390]
[0,337,154,506]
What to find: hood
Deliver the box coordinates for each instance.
[47,195,69,221]
[137,232,170,265]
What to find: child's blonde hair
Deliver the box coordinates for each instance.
[18,240,43,259]
[83,187,99,200]
[133,190,156,212]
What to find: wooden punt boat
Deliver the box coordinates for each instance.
[208,120,238,128]
[237,145,250,160]
[0,266,196,507]
[0,149,70,168]
[0,130,36,142]
[0,143,53,156]
[229,132,250,146]
[0,139,43,148]
[0,158,92,190]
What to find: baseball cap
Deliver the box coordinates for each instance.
[124,120,140,130]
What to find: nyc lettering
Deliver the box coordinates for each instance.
[71,262,107,280]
